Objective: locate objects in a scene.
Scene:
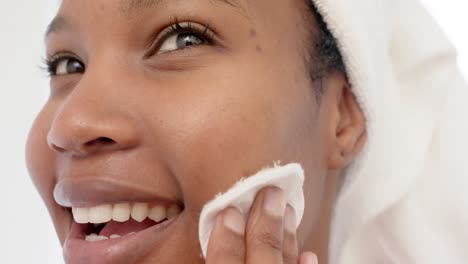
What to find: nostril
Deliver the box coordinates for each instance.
[51,143,67,153]
[99,137,114,144]
[84,137,116,149]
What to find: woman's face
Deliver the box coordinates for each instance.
[26,0,364,263]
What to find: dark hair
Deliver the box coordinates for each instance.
[306,2,346,94]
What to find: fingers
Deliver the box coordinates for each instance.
[206,207,246,264]
[282,205,299,263]
[245,187,298,264]
[299,252,319,264]
[205,186,313,264]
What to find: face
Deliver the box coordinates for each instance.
[26,0,365,263]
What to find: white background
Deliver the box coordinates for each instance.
[1,1,467,263]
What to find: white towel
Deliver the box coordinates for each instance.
[198,163,305,258]
[310,0,468,263]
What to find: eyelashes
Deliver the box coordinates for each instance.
[42,17,217,77]
[42,54,83,77]
[145,18,216,57]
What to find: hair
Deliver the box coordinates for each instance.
[305,1,346,95]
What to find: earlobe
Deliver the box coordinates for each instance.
[327,81,366,170]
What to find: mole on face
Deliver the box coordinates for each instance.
[249,28,257,38]
[256,45,262,53]
[249,29,261,52]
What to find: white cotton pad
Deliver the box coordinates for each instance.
[198,163,305,258]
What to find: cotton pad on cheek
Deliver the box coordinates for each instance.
[198,163,305,258]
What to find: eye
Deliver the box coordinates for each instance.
[46,55,85,76]
[154,21,214,55]
[159,33,206,53]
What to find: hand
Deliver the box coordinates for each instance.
[206,186,318,264]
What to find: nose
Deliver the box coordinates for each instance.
[47,98,140,157]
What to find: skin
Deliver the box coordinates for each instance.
[26,0,366,263]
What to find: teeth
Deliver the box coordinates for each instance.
[85,232,136,242]
[74,208,89,224]
[72,203,182,224]
[148,205,166,222]
[167,205,181,219]
[85,234,108,242]
[89,204,113,224]
[112,203,131,222]
[131,203,149,222]
[85,234,98,242]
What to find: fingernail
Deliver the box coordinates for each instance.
[264,187,286,217]
[223,207,245,235]
[284,205,296,233]
[301,253,318,264]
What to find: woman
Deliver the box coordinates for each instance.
[26,0,468,263]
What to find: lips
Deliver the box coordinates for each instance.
[55,177,185,263]
[64,211,184,264]
[54,176,182,208]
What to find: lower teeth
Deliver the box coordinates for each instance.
[85,234,108,242]
[85,232,135,242]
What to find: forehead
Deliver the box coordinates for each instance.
[58,0,247,16]
[48,0,249,37]
[47,0,309,52]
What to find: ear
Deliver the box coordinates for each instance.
[325,76,367,170]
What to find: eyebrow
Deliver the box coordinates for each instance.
[45,16,68,38]
[124,0,244,13]
[45,0,245,38]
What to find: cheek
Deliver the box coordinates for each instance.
[26,103,55,198]
[26,101,72,241]
[149,65,326,214]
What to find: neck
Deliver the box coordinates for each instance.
[302,173,337,264]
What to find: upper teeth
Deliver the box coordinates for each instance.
[72,203,181,224]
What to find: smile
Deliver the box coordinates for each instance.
[64,201,184,263]
[55,177,186,263]
[71,202,182,241]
